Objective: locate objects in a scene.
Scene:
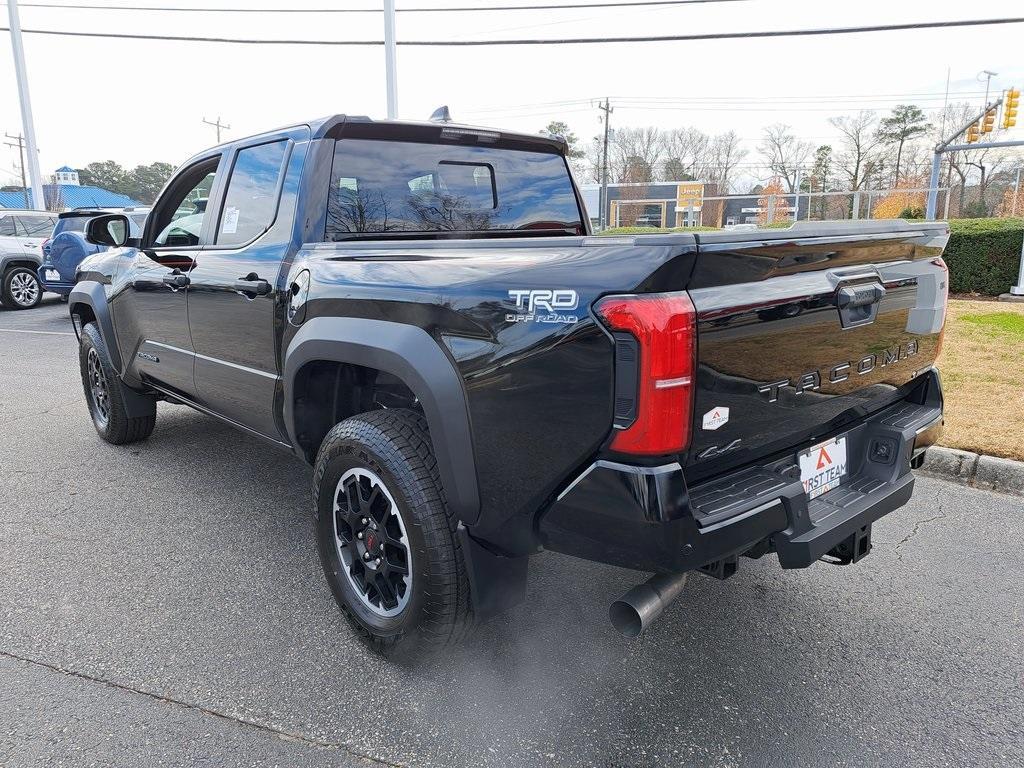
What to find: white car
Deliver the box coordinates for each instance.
[0,209,58,309]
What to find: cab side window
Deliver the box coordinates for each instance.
[148,157,220,249]
[215,140,289,247]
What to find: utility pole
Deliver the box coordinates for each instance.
[4,132,29,207]
[598,98,613,231]
[202,116,231,143]
[7,0,46,211]
[383,0,398,119]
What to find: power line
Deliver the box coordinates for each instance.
[466,95,991,117]
[12,0,751,13]
[1,16,1021,45]
[464,91,990,113]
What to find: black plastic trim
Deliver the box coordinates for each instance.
[283,316,481,524]
[457,524,528,618]
[69,281,121,370]
[68,281,156,419]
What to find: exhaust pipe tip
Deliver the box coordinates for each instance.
[609,598,645,638]
[609,573,688,638]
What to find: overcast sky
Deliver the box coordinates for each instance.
[2,0,1022,188]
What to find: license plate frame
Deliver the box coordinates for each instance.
[798,436,848,500]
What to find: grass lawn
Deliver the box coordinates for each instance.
[938,299,1024,461]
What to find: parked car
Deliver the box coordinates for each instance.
[0,209,58,309]
[68,115,949,657]
[38,208,149,299]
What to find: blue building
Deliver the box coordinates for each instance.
[0,166,142,210]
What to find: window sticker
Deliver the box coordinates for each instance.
[222,206,240,234]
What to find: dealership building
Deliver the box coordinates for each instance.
[579,181,806,229]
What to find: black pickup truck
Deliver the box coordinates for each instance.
[69,115,948,655]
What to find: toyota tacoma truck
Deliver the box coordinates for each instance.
[69,114,948,655]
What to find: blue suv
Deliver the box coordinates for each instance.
[38,208,148,298]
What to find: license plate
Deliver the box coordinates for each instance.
[44,269,61,281]
[799,436,848,499]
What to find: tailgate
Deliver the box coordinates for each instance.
[684,221,948,476]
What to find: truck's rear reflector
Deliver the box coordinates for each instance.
[595,292,697,456]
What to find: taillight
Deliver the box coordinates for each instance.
[932,257,949,359]
[594,292,697,456]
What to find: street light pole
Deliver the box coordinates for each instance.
[6,0,46,211]
[384,0,398,119]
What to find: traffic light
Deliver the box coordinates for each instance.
[966,122,981,143]
[982,108,997,134]
[1003,88,1020,129]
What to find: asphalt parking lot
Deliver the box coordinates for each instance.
[1,298,1022,768]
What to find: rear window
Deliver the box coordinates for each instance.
[326,139,582,239]
[216,140,289,246]
[56,216,88,234]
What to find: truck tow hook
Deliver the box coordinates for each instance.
[609,573,688,637]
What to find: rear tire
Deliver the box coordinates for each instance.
[79,323,156,444]
[313,409,473,659]
[2,267,42,310]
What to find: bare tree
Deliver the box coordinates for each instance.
[968,146,1019,214]
[829,111,881,192]
[611,126,663,183]
[660,127,709,181]
[702,130,747,193]
[758,124,812,193]
[933,102,978,215]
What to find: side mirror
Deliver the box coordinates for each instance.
[85,214,131,247]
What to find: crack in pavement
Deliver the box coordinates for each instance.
[893,490,947,562]
[0,649,403,767]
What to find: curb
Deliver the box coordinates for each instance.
[920,446,1024,497]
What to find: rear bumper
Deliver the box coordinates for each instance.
[539,369,943,573]
[37,267,74,296]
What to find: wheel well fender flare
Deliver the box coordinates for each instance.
[69,281,123,372]
[70,280,155,419]
[284,317,481,525]
[1,256,42,272]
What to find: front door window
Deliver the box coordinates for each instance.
[147,158,219,250]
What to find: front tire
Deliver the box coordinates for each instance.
[79,323,157,444]
[313,409,472,658]
[2,267,42,309]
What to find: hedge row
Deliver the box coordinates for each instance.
[599,218,1024,296]
[944,218,1024,295]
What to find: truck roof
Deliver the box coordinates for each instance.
[194,114,569,159]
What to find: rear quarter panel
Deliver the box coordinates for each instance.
[289,235,696,552]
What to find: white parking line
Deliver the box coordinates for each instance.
[0,328,74,336]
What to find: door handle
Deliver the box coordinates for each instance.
[233,274,271,296]
[162,270,189,288]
